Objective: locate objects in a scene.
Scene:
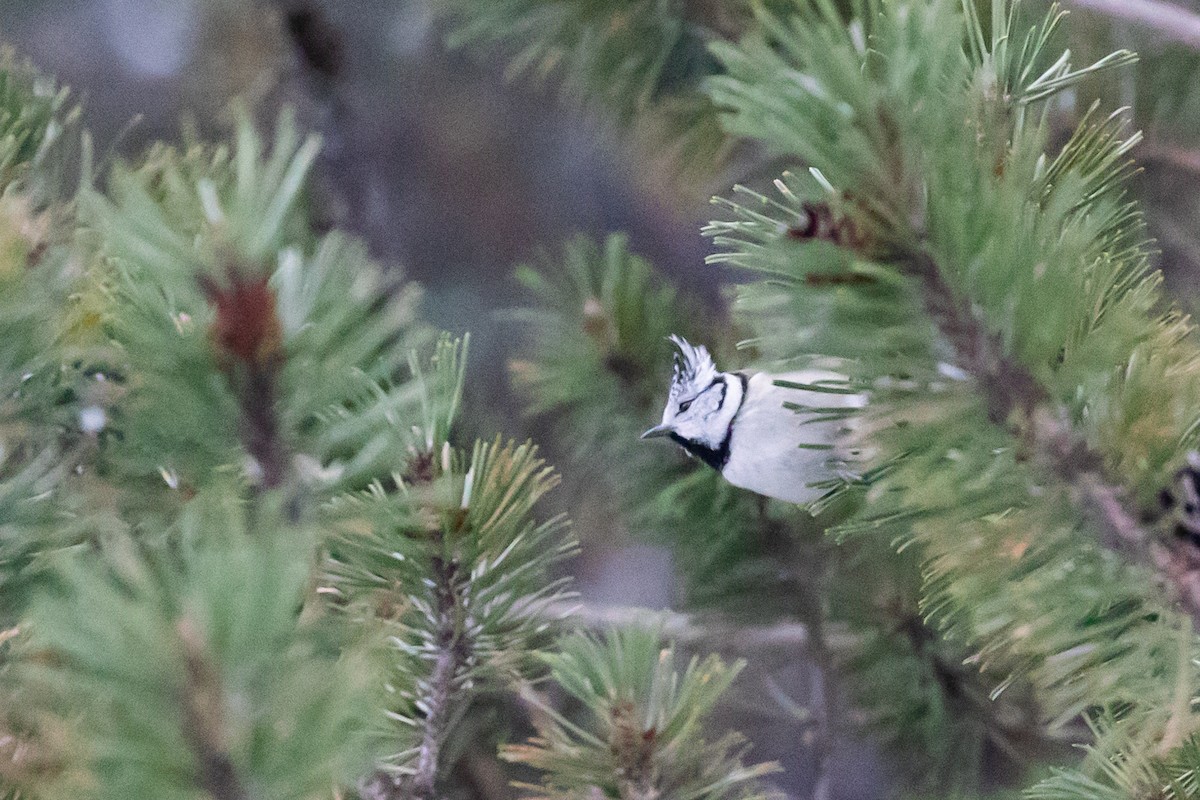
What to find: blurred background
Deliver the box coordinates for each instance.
[1,0,718,607]
[6,1,1200,797]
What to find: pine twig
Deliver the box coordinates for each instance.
[906,248,1200,631]
[237,364,287,490]
[177,619,250,800]
[359,553,470,800]
[410,648,457,800]
[409,552,470,800]
[1061,0,1200,51]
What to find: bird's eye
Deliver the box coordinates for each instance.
[678,400,693,413]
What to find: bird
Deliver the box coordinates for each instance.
[641,335,863,504]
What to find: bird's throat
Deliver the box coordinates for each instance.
[669,430,729,470]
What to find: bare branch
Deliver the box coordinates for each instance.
[1061,0,1200,51]
[803,553,834,800]
[540,601,885,664]
[544,601,833,651]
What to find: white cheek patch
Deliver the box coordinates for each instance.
[697,381,727,419]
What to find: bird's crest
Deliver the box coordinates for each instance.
[667,335,718,401]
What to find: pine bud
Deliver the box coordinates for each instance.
[200,273,284,370]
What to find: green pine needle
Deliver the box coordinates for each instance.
[505,628,781,800]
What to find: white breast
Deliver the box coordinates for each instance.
[720,370,864,504]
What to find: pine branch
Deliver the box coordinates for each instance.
[408,549,470,800]
[85,116,432,504]
[325,342,576,798]
[237,362,287,490]
[0,40,600,800]
[19,491,374,800]
[1037,414,1200,625]
[903,244,1200,630]
[504,629,780,800]
[0,48,78,201]
[508,232,1033,790]
[541,596,1053,767]
[1062,0,1200,50]
[357,604,470,800]
[410,650,456,800]
[200,271,290,491]
[177,619,250,800]
[703,1,1200,793]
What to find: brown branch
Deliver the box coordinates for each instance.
[610,699,658,800]
[237,364,288,490]
[1038,417,1200,618]
[1061,0,1200,51]
[905,249,1200,631]
[909,251,1047,423]
[410,649,457,800]
[177,619,249,800]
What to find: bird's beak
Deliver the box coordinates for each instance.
[640,424,673,440]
